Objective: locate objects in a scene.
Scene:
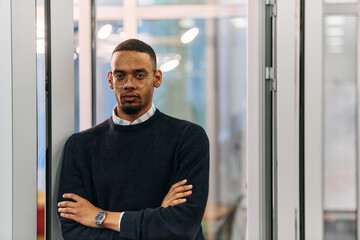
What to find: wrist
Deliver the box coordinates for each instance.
[102,212,122,232]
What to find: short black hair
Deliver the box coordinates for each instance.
[112,39,157,69]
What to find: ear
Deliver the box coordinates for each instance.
[153,70,162,88]
[108,71,114,89]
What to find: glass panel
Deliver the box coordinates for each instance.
[93,2,247,240]
[36,0,45,239]
[94,0,124,124]
[323,14,358,240]
[324,0,358,4]
[137,11,247,240]
[210,16,247,240]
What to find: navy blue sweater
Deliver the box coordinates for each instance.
[58,110,209,240]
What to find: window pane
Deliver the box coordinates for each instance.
[323,14,358,240]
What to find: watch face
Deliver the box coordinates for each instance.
[95,211,106,228]
[95,213,104,222]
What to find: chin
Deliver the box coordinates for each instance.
[121,104,142,115]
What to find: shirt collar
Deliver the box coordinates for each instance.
[112,103,156,126]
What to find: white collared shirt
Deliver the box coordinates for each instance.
[111,103,156,231]
[112,103,156,126]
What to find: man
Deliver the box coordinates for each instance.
[57,39,209,239]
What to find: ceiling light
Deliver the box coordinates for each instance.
[181,27,199,44]
[160,59,180,72]
[98,24,112,40]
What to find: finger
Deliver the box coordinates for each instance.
[167,185,192,199]
[170,198,187,206]
[60,212,76,221]
[166,191,192,204]
[62,193,81,201]
[174,185,193,193]
[170,179,187,190]
[58,201,77,208]
[173,191,192,199]
[58,207,77,214]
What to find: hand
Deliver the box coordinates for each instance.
[161,179,193,208]
[58,193,102,228]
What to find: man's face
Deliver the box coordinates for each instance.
[108,51,162,120]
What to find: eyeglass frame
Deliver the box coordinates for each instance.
[110,70,157,88]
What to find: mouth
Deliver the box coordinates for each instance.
[121,93,139,102]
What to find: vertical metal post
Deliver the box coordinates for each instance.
[0,1,13,239]
[45,0,75,238]
[265,0,277,239]
[299,1,305,239]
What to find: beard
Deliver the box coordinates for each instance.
[121,104,142,115]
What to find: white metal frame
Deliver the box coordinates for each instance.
[276,0,300,239]
[0,0,38,238]
[305,0,324,239]
[247,1,266,239]
[78,0,93,131]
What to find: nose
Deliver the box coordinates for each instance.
[123,77,136,89]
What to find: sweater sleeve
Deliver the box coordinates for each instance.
[57,135,120,240]
[119,124,210,240]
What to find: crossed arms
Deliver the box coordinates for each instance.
[58,179,193,232]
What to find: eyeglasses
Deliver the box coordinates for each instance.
[112,71,156,88]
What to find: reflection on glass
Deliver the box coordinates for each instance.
[137,0,246,6]
[211,16,247,240]
[93,2,247,239]
[323,14,358,240]
[36,0,45,239]
[138,19,206,126]
[74,1,80,132]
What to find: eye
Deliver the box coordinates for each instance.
[135,74,146,79]
[114,73,125,79]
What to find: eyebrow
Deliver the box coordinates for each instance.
[113,68,148,73]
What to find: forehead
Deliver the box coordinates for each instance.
[111,51,152,71]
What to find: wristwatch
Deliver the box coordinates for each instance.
[95,210,108,228]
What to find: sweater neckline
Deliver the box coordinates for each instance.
[109,109,161,130]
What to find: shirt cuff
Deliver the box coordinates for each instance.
[118,212,125,232]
